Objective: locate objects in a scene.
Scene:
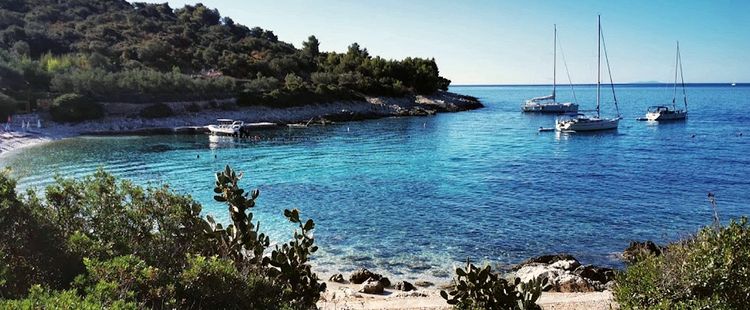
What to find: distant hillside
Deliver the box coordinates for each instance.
[0,0,450,115]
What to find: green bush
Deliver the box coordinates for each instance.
[614,218,750,309]
[49,93,104,122]
[0,166,322,309]
[178,255,281,309]
[0,285,136,310]
[74,256,175,308]
[139,103,173,118]
[440,259,545,310]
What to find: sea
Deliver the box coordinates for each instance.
[2,84,749,281]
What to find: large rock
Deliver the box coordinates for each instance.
[378,277,391,288]
[574,265,615,284]
[359,278,385,294]
[623,241,662,264]
[395,281,416,292]
[349,268,380,284]
[514,254,579,270]
[554,274,596,293]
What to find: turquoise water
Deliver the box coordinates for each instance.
[3,85,750,280]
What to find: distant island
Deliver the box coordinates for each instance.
[0,0,480,125]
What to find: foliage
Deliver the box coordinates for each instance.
[211,165,325,308]
[0,0,450,109]
[0,285,136,310]
[49,93,104,122]
[0,165,322,309]
[139,103,173,118]
[440,259,546,310]
[614,217,750,309]
[0,169,82,299]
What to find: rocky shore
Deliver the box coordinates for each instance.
[0,91,482,156]
[317,253,621,310]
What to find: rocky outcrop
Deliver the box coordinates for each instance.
[514,255,615,293]
[349,268,381,284]
[622,241,663,264]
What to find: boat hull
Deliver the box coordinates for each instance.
[645,110,687,121]
[207,125,241,135]
[556,117,619,132]
[522,102,579,113]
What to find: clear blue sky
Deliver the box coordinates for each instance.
[148,0,749,84]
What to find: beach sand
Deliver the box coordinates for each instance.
[318,281,618,310]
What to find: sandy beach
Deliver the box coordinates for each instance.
[318,281,617,310]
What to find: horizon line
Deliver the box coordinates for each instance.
[452,82,746,87]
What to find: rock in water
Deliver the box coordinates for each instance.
[349,268,380,284]
[395,281,416,291]
[623,241,662,263]
[328,273,345,283]
[359,278,384,294]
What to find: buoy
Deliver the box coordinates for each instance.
[347,127,350,132]
[37,119,41,128]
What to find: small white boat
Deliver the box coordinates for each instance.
[523,25,579,114]
[643,42,688,122]
[556,15,621,132]
[207,118,244,135]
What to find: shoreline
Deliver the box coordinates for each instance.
[0,91,482,158]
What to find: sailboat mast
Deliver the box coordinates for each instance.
[596,15,602,117]
[553,24,557,99]
[672,41,679,110]
[678,42,688,111]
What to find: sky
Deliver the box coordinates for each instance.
[146,0,750,84]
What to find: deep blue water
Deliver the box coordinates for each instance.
[2,85,750,281]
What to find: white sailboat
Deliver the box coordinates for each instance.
[556,15,621,132]
[522,25,579,113]
[644,42,687,121]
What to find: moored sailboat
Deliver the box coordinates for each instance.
[556,15,621,132]
[644,41,688,121]
[522,25,579,113]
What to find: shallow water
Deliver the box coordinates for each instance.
[3,84,749,280]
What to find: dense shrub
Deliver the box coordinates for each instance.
[0,166,323,309]
[139,103,173,118]
[614,218,750,309]
[0,285,136,309]
[440,259,546,310]
[49,93,104,122]
[0,169,83,299]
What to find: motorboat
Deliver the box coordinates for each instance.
[207,118,244,135]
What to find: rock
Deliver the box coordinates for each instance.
[414,280,434,288]
[328,273,345,283]
[550,259,581,271]
[390,291,428,298]
[623,241,662,263]
[359,278,385,294]
[554,274,596,293]
[343,288,362,298]
[378,277,391,288]
[514,254,579,270]
[394,281,416,291]
[515,264,563,291]
[574,265,615,284]
[349,268,380,284]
